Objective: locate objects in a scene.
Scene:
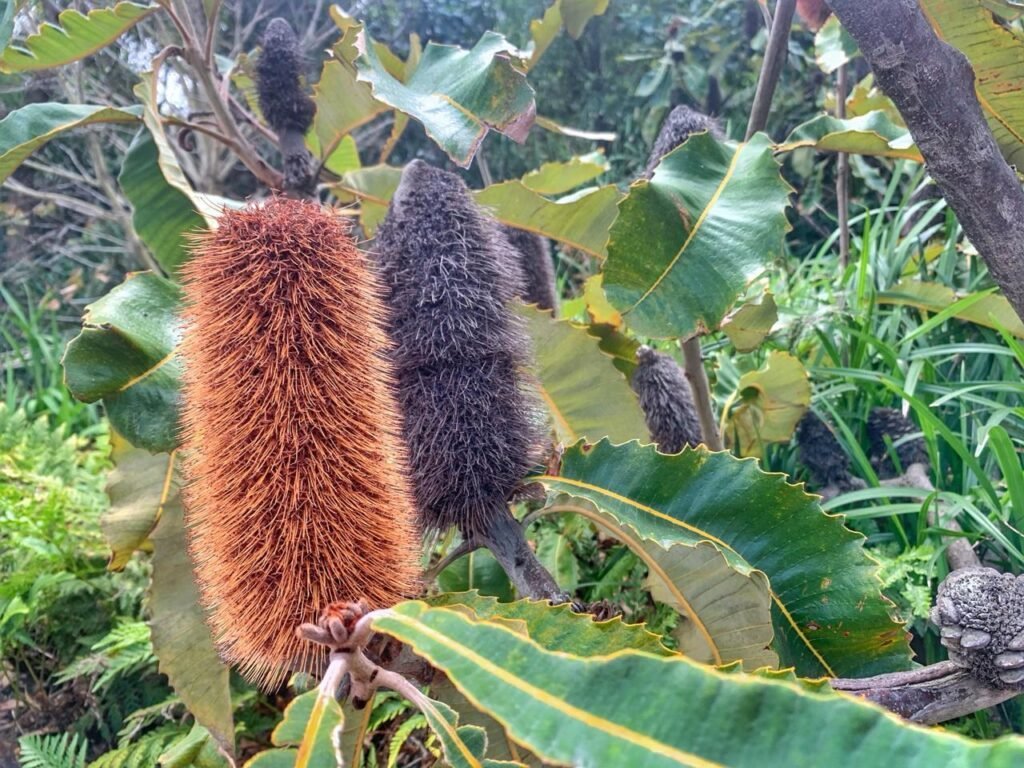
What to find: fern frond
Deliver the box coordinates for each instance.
[17,733,87,768]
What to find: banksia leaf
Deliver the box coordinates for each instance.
[375,160,545,537]
[867,407,930,478]
[180,198,420,689]
[501,225,558,313]
[644,104,722,177]
[630,346,701,453]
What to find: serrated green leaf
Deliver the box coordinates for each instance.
[0,102,141,184]
[543,496,777,670]
[720,292,777,352]
[536,440,911,677]
[475,182,620,259]
[62,272,183,453]
[519,305,647,445]
[119,128,206,278]
[724,350,810,457]
[0,2,158,73]
[373,602,1024,768]
[426,591,673,657]
[520,151,608,195]
[604,133,792,339]
[149,476,234,754]
[778,111,922,161]
[312,26,388,165]
[102,433,175,569]
[356,31,535,167]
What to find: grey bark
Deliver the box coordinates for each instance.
[827,0,1024,320]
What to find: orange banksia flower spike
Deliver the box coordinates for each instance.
[180,197,420,689]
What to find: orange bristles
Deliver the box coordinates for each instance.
[179,197,420,689]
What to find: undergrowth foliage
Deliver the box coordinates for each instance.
[180,198,420,689]
[3,0,1024,764]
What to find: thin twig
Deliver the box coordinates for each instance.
[2,178,110,220]
[204,0,224,64]
[745,0,796,139]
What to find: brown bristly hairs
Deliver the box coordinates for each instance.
[180,197,420,690]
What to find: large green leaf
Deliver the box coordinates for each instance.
[355,31,535,167]
[778,111,922,161]
[438,549,515,601]
[134,72,220,230]
[119,128,206,278]
[334,168,621,255]
[720,292,778,352]
[878,279,1024,339]
[62,272,183,453]
[312,21,388,165]
[474,182,621,259]
[101,433,175,569]
[0,2,158,73]
[520,305,647,445]
[429,590,672,766]
[374,603,1024,768]
[536,441,911,677]
[519,151,608,195]
[723,350,810,458]
[603,133,792,339]
[920,0,1024,168]
[0,102,140,183]
[149,474,233,754]
[543,496,777,670]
